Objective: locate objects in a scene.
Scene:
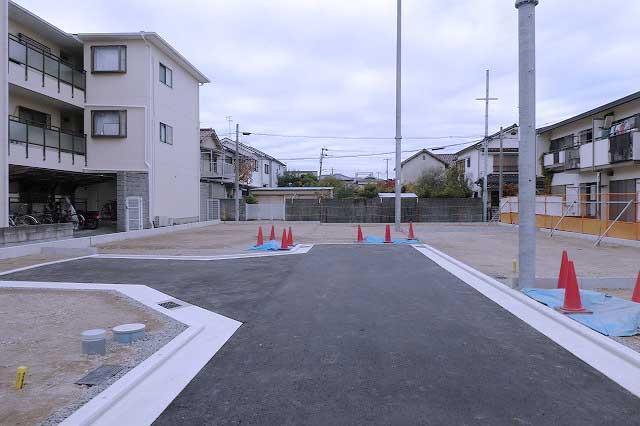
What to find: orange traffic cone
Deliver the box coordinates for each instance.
[632,271,640,303]
[356,225,364,243]
[384,224,392,243]
[269,225,276,241]
[279,229,289,250]
[408,222,416,240]
[556,261,591,314]
[557,250,569,289]
[287,226,294,246]
[256,226,264,246]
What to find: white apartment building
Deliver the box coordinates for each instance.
[537,91,640,223]
[199,128,285,218]
[3,1,208,231]
[455,124,520,206]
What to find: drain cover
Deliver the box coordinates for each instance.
[76,365,124,386]
[158,300,182,309]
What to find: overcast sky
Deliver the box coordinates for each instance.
[15,0,640,177]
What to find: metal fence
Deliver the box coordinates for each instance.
[205,199,221,221]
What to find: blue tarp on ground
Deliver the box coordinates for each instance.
[523,288,640,337]
[364,235,420,245]
[248,240,282,251]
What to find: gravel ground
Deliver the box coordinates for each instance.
[0,288,186,426]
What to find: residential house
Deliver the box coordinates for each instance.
[4,1,209,231]
[199,128,286,218]
[454,124,520,207]
[537,91,640,223]
[400,149,449,184]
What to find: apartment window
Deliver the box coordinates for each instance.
[577,128,592,145]
[92,110,127,137]
[160,122,173,144]
[264,163,270,174]
[159,63,173,87]
[91,45,126,73]
[18,106,51,127]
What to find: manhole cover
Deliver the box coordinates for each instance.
[158,300,182,309]
[76,365,124,386]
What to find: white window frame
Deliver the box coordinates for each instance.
[159,62,173,87]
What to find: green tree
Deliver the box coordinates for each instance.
[278,173,320,187]
[356,183,380,199]
[413,167,471,198]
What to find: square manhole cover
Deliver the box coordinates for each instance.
[158,300,183,309]
[76,365,125,386]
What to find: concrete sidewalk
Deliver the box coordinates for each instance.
[4,245,639,424]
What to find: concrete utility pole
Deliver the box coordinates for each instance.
[234,124,240,222]
[319,147,327,177]
[516,0,538,288]
[498,126,504,203]
[394,0,402,230]
[0,0,7,227]
[476,70,498,222]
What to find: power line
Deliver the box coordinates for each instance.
[245,132,484,140]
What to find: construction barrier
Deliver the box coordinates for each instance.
[500,193,640,242]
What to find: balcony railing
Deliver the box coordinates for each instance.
[543,146,580,170]
[610,132,634,163]
[8,33,86,96]
[201,159,235,179]
[8,115,87,165]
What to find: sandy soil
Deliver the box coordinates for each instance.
[0,288,182,426]
[0,253,78,274]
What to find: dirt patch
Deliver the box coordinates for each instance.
[0,253,78,274]
[0,288,185,425]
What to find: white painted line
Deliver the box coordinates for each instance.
[0,280,241,425]
[0,254,98,276]
[94,243,314,261]
[412,244,640,399]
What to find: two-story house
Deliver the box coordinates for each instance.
[3,1,208,231]
[537,90,640,223]
[454,124,520,207]
[199,128,285,219]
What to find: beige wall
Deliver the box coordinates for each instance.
[401,153,445,184]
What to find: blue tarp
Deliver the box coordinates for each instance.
[364,235,420,245]
[523,288,640,336]
[248,240,283,251]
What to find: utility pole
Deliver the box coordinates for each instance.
[394,0,402,231]
[476,70,498,222]
[226,116,233,138]
[319,147,327,177]
[0,0,8,227]
[234,124,240,222]
[516,0,538,289]
[498,126,504,203]
[384,158,390,180]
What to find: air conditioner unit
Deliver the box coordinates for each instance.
[154,216,173,227]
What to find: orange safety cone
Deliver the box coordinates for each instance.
[632,271,640,303]
[256,226,264,246]
[356,225,364,243]
[556,261,591,314]
[269,225,276,241]
[287,226,294,246]
[408,222,416,240]
[384,224,392,243]
[557,250,569,289]
[279,229,289,250]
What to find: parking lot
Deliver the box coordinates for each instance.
[3,244,640,424]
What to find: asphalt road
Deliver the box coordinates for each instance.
[4,245,640,425]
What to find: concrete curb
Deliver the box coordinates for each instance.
[412,243,640,399]
[0,220,220,260]
[0,280,241,425]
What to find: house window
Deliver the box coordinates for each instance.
[159,63,173,87]
[253,160,258,172]
[160,122,173,144]
[466,158,471,167]
[92,110,127,137]
[91,45,126,73]
[264,163,270,174]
